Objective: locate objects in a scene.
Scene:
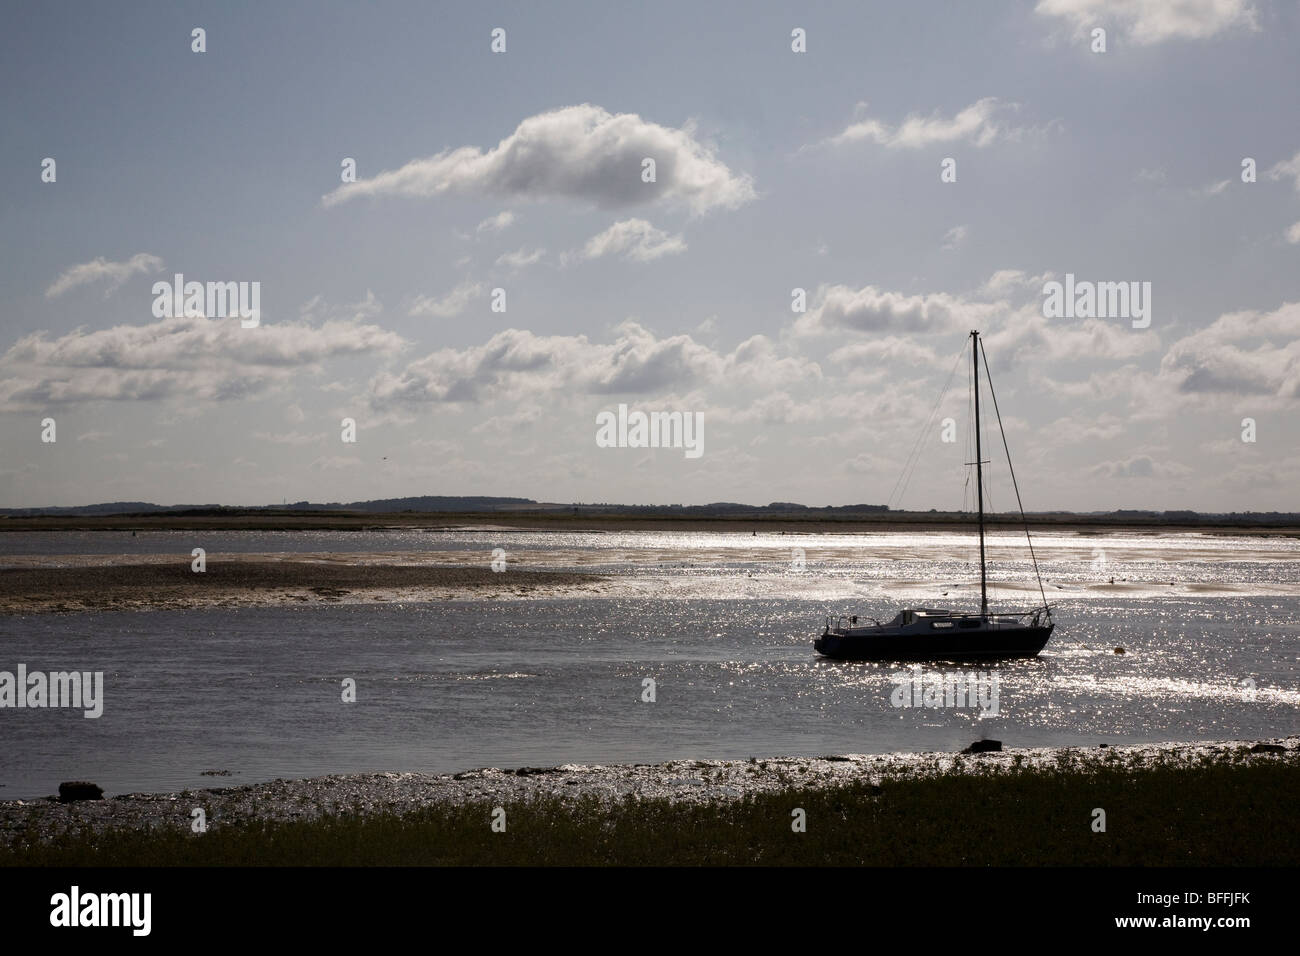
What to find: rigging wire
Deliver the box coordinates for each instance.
[886,346,965,511]
[978,337,1051,613]
[962,346,973,514]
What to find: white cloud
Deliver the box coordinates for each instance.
[495,247,545,269]
[575,218,687,263]
[1287,221,1300,244]
[476,210,516,234]
[299,290,383,324]
[1035,0,1258,45]
[981,269,1054,296]
[408,279,485,318]
[1090,455,1191,480]
[795,283,998,336]
[254,431,320,445]
[1269,151,1300,192]
[1159,300,1300,399]
[0,315,404,410]
[369,321,819,409]
[984,304,1163,366]
[1193,179,1231,197]
[822,98,1023,149]
[45,253,163,299]
[942,225,968,250]
[322,104,756,216]
[309,455,363,470]
[829,338,940,367]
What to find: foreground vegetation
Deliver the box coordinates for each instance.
[6,758,1297,866]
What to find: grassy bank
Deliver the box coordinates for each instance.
[7,758,1297,866]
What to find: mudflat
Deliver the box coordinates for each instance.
[0,559,606,614]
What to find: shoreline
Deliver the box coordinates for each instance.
[4,735,1295,852]
[4,534,1298,612]
[4,512,1300,536]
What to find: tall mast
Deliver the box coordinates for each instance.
[972,330,988,617]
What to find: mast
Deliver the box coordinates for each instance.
[972,330,988,617]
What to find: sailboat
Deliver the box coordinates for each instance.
[814,330,1055,661]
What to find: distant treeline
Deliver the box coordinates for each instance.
[2,496,1299,527]
[0,496,536,517]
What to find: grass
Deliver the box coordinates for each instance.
[5,757,1297,866]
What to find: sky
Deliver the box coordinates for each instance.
[2,0,1299,512]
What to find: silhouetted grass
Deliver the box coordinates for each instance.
[6,759,1296,866]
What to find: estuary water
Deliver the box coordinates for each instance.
[1,528,1298,799]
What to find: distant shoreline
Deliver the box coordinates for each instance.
[3,511,1299,536]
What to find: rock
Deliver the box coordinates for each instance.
[1099,743,1108,748]
[58,781,104,802]
[1113,647,1126,654]
[961,739,1002,754]
[1249,743,1286,754]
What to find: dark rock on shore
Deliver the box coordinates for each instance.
[57,781,103,802]
[961,739,1003,754]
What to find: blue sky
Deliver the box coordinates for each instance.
[3,0,1299,511]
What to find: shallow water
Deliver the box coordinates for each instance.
[1,530,1298,799]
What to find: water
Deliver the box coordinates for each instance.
[1,530,1298,799]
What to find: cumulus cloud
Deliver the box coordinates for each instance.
[1090,455,1190,479]
[408,279,485,318]
[476,210,516,234]
[322,104,756,216]
[1159,300,1300,399]
[254,431,320,445]
[984,304,1162,366]
[574,218,687,263]
[1035,0,1258,45]
[300,289,383,324]
[710,390,825,426]
[1193,179,1231,197]
[821,98,1023,149]
[1268,150,1300,192]
[1287,221,1300,244]
[45,253,163,299]
[310,455,362,470]
[495,247,545,269]
[981,269,1054,296]
[828,338,940,367]
[369,321,819,409]
[0,315,404,410]
[942,225,968,250]
[794,283,999,336]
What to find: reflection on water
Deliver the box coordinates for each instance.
[1,585,1298,799]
